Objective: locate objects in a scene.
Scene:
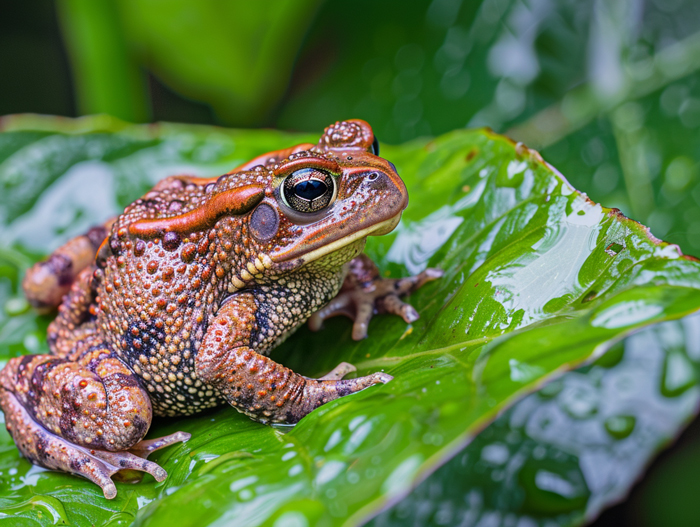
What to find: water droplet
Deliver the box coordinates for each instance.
[605,242,625,256]
[316,460,345,485]
[509,359,545,383]
[239,489,253,501]
[348,416,365,432]
[288,464,303,477]
[519,458,590,515]
[229,475,257,493]
[481,443,509,465]
[594,341,625,368]
[273,512,308,527]
[661,349,697,397]
[538,380,563,399]
[381,455,423,494]
[604,415,636,439]
[560,385,598,419]
[324,430,342,452]
[535,470,579,498]
[5,297,29,316]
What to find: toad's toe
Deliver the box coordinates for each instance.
[1,388,189,499]
[309,264,443,340]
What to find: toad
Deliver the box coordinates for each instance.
[0,120,441,498]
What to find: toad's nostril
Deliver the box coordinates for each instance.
[367,172,393,191]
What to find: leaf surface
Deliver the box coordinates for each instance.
[370,313,700,526]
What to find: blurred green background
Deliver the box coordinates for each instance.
[2,0,700,525]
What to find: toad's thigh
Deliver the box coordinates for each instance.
[0,351,151,451]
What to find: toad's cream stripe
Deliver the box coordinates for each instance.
[276,213,402,267]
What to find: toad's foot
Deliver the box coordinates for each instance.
[309,254,443,340]
[316,362,357,381]
[310,361,391,384]
[305,361,391,385]
[2,389,189,499]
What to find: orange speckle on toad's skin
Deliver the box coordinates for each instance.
[0,120,442,500]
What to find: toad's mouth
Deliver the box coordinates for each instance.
[271,212,402,268]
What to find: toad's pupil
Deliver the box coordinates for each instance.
[283,168,334,213]
[294,179,327,201]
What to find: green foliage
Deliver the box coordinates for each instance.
[1,116,700,526]
[370,315,700,526]
[56,0,322,124]
[58,0,149,123]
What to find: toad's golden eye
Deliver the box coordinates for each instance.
[282,168,335,213]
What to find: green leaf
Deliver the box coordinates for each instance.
[535,70,700,265]
[57,0,150,122]
[55,1,324,125]
[115,0,323,125]
[370,313,700,526]
[1,115,700,526]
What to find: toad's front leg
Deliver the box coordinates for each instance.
[309,254,443,340]
[195,293,391,424]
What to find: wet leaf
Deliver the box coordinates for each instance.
[1,115,700,526]
[370,313,700,526]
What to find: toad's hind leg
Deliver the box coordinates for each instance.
[22,221,114,313]
[0,349,189,498]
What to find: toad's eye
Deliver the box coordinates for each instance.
[282,168,336,213]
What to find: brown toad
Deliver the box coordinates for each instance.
[0,120,441,498]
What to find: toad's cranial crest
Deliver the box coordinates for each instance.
[0,120,443,499]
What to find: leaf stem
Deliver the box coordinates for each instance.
[56,0,150,122]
